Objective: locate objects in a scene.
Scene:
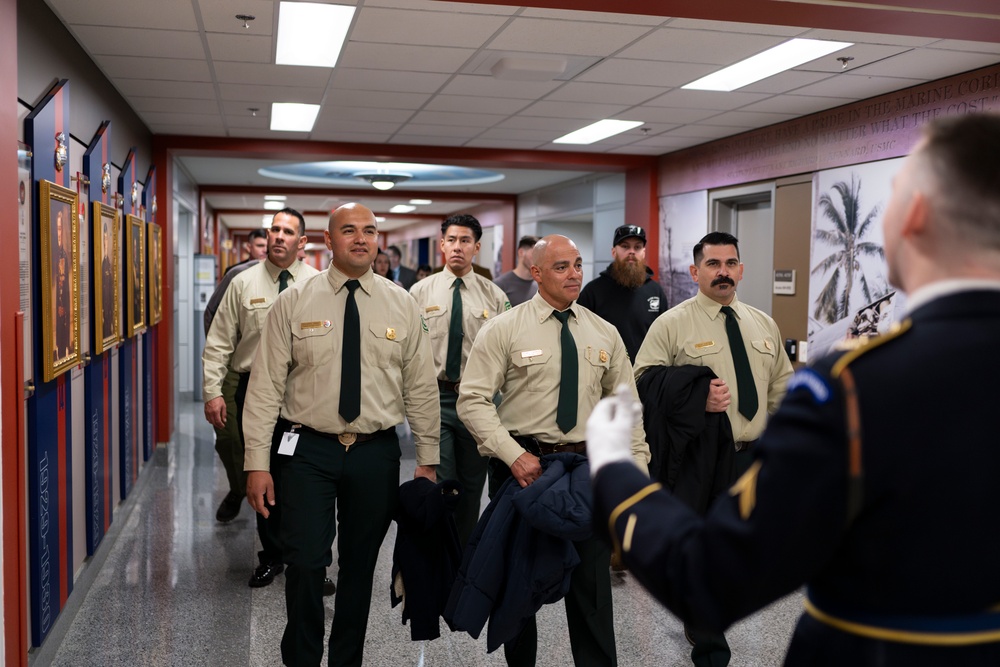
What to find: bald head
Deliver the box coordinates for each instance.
[530,235,577,268]
[326,202,379,278]
[531,235,583,310]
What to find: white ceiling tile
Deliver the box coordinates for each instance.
[116,79,217,99]
[206,33,272,64]
[388,135,470,147]
[618,28,784,64]
[476,127,563,142]
[464,138,547,149]
[130,97,221,114]
[629,134,708,149]
[521,100,631,120]
[489,18,652,57]
[545,82,665,105]
[322,90,432,110]
[198,0,276,33]
[801,27,937,47]
[645,89,770,110]
[363,0,518,15]
[423,94,531,115]
[310,118,404,134]
[665,125,745,140]
[214,62,332,86]
[221,101,274,115]
[296,130,396,144]
[322,106,416,123]
[792,44,912,74]
[217,84,325,103]
[439,75,562,100]
[339,43,475,73]
[496,116,580,131]
[853,50,1000,80]
[94,55,213,81]
[664,18,804,37]
[741,70,838,95]
[575,59,712,88]
[145,124,226,136]
[407,110,509,128]
[139,111,223,126]
[69,26,205,59]
[45,0,198,29]
[705,110,799,127]
[332,68,449,94]
[931,39,1000,55]
[224,116,272,130]
[741,95,855,115]
[625,106,725,124]
[397,124,485,139]
[351,7,510,48]
[792,73,925,99]
[518,8,667,25]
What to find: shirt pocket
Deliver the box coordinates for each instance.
[422,305,449,340]
[582,349,611,399]
[509,348,552,393]
[750,339,777,381]
[680,340,727,367]
[367,321,407,369]
[290,322,336,367]
[242,295,271,333]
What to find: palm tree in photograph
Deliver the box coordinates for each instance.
[811,173,885,324]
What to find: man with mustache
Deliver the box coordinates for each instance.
[632,231,793,667]
[577,225,668,362]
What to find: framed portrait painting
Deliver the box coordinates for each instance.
[147,222,162,325]
[126,214,146,337]
[40,179,82,382]
[93,202,120,352]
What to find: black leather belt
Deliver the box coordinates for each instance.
[513,435,586,456]
[437,379,460,393]
[735,439,758,452]
[295,423,393,447]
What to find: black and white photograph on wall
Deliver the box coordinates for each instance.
[808,159,907,358]
[658,190,707,306]
[93,202,120,352]
[40,179,82,382]
[126,214,146,337]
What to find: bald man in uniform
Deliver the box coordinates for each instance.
[458,234,649,667]
[243,203,439,667]
[590,113,1000,667]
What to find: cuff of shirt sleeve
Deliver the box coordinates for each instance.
[243,449,271,472]
[414,442,440,468]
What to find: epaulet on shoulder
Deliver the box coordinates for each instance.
[831,318,912,378]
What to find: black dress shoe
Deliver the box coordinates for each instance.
[248,561,284,588]
[216,491,242,523]
[323,577,337,596]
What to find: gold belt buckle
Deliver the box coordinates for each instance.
[338,433,357,447]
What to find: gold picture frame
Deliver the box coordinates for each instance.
[126,214,146,336]
[93,202,120,352]
[40,179,82,382]
[147,222,162,325]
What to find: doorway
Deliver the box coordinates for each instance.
[710,184,775,315]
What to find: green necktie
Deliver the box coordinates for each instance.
[720,305,758,421]
[339,280,361,422]
[278,269,291,293]
[446,277,464,381]
[553,309,578,433]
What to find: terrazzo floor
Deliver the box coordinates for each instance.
[36,397,801,666]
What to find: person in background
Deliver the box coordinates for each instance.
[416,263,433,282]
[374,249,399,284]
[493,235,539,306]
[387,244,418,289]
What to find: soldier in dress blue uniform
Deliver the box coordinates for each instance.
[587,113,1000,666]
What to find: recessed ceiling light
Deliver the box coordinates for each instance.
[389,205,416,214]
[409,199,433,205]
[683,38,853,92]
[270,102,320,132]
[264,195,286,201]
[261,215,272,227]
[553,119,644,145]
[276,2,355,68]
[263,201,284,210]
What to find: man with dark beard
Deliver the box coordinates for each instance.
[577,225,667,362]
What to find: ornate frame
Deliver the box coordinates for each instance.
[147,222,162,325]
[93,202,120,352]
[39,179,82,382]
[126,214,146,336]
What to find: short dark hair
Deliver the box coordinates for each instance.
[920,114,1000,251]
[693,231,740,265]
[386,245,402,259]
[275,207,306,237]
[441,214,482,242]
[417,263,432,273]
[247,228,267,242]
[517,235,539,251]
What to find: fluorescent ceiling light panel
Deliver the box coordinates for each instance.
[409,199,433,205]
[264,195,287,201]
[276,2,355,68]
[263,201,284,210]
[270,102,320,132]
[375,216,386,223]
[389,205,416,214]
[553,119,643,145]
[683,38,853,92]
[262,215,272,227]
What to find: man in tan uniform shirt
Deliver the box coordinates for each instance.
[202,208,318,588]
[458,235,649,667]
[243,203,439,667]
[632,231,792,667]
[409,213,510,544]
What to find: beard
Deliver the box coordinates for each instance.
[610,258,647,289]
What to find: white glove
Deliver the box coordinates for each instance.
[586,384,642,478]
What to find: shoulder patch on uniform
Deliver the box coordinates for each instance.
[832,318,912,378]
[504,300,511,311]
[786,368,831,404]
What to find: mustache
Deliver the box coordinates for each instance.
[711,276,735,287]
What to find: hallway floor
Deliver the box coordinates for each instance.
[40,397,800,666]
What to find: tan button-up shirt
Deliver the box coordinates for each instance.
[633,291,793,442]
[458,292,650,470]
[202,259,318,400]
[241,265,440,470]
[408,266,510,381]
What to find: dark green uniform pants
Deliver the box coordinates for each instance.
[235,372,282,566]
[438,389,488,545]
[489,460,618,667]
[214,369,245,495]
[278,427,400,667]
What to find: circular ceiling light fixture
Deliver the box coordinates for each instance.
[353,171,413,191]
